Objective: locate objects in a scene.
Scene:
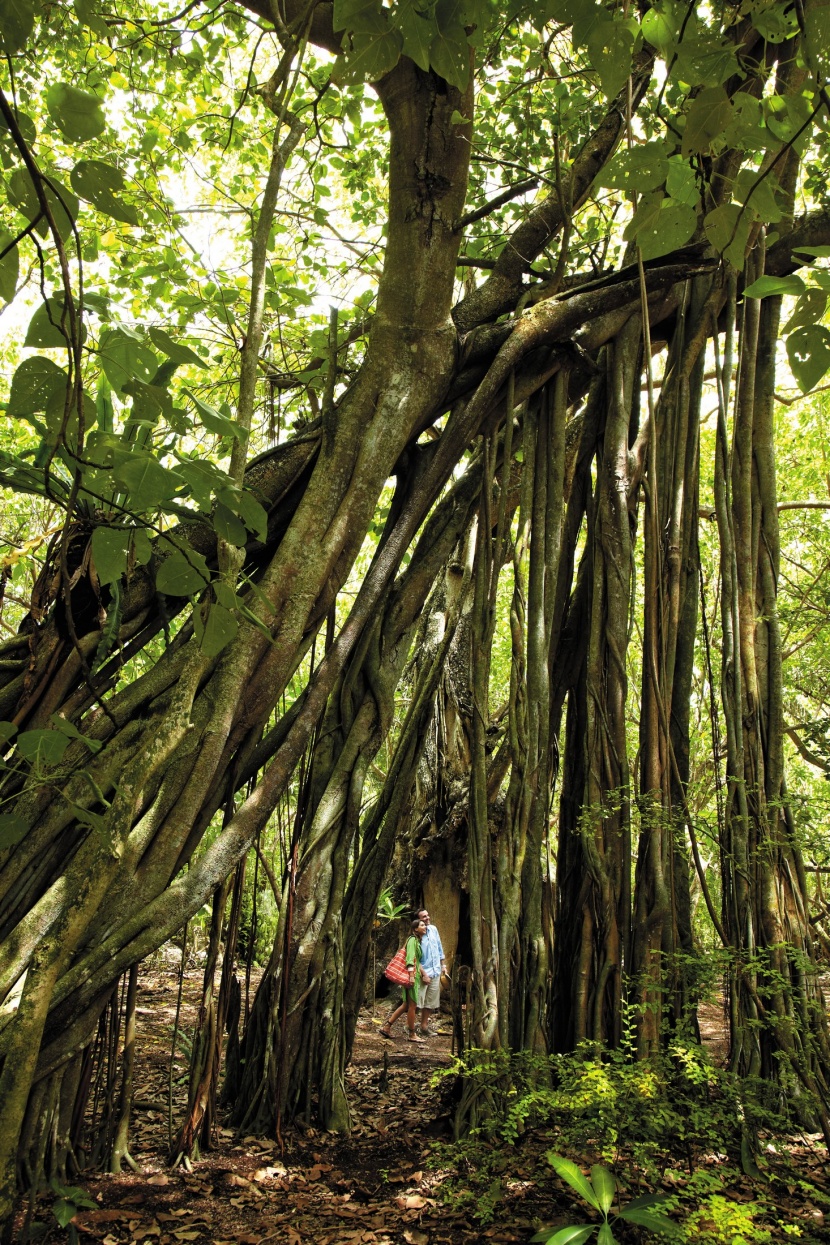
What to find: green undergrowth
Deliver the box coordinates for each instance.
[426,1040,830,1242]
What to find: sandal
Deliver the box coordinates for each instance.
[408,1032,425,1043]
[379,1027,393,1040]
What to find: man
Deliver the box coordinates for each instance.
[416,907,447,1037]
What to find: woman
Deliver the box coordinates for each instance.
[380,918,427,1043]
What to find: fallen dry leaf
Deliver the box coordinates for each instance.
[145,1176,168,1187]
[252,1165,287,1181]
[222,1173,252,1189]
[76,1210,130,1225]
[403,1232,429,1245]
[395,1195,426,1210]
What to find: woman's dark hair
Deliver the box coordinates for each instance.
[411,918,424,935]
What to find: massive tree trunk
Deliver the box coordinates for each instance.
[0,52,474,1214]
[632,277,712,1052]
[229,455,481,1134]
[717,252,830,1136]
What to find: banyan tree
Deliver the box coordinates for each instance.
[3,0,830,1222]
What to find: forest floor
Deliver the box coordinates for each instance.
[21,957,830,1245]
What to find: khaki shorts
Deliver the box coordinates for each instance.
[417,975,441,1010]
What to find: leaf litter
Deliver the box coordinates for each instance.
[20,961,830,1245]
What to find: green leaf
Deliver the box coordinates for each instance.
[68,801,108,833]
[787,325,830,391]
[804,0,830,59]
[634,201,697,261]
[50,1181,94,1203]
[548,1155,600,1211]
[784,288,828,333]
[0,0,34,53]
[531,1227,596,1245]
[186,390,244,440]
[0,227,19,301]
[70,159,138,226]
[73,0,109,36]
[17,728,71,767]
[703,202,752,268]
[96,377,114,433]
[764,93,813,152]
[743,273,805,298]
[571,1,605,49]
[149,328,206,369]
[42,385,94,442]
[0,813,28,850]
[734,168,783,224]
[793,245,830,258]
[720,93,766,151]
[753,0,798,41]
[665,158,699,207]
[213,500,247,547]
[544,0,591,22]
[155,549,210,596]
[641,1,681,52]
[49,713,102,754]
[596,1225,616,1245]
[7,357,67,416]
[52,1200,77,1229]
[233,488,269,542]
[622,1194,670,1212]
[586,16,633,100]
[0,107,35,145]
[45,83,105,144]
[394,0,433,70]
[681,86,732,156]
[25,299,87,350]
[333,0,382,32]
[335,28,403,82]
[99,328,158,393]
[617,1207,678,1233]
[598,142,669,192]
[624,192,662,242]
[430,27,469,88]
[92,581,121,672]
[113,454,182,509]
[672,37,738,86]
[175,457,225,510]
[590,1166,615,1215]
[91,526,131,586]
[7,168,79,240]
[195,601,239,658]
[133,528,152,565]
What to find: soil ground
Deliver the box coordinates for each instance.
[17,957,830,1245]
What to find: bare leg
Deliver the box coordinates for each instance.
[407,999,423,1040]
[381,1000,407,1035]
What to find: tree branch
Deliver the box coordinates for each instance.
[455,178,539,231]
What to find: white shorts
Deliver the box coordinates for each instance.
[417,975,441,1009]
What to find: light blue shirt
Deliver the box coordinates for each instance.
[420,923,444,979]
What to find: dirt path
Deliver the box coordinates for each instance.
[31,961,553,1245]
[20,960,830,1245]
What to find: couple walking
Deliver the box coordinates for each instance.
[380,908,446,1043]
